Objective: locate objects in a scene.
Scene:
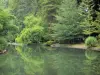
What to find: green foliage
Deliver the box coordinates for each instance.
[16,15,45,44]
[9,0,37,20]
[1,0,100,45]
[0,0,8,8]
[0,9,18,49]
[44,40,54,46]
[24,14,43,27]
[85,36,98,47]
[81,11,100,35]
[97,34,100,44]
[52,0,83,41]
[80,0,100,35]
[0,37,7,50]
[39,0,62,23]
[16,25,44,44]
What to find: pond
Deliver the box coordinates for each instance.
[0,44,100,75]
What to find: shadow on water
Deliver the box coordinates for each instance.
[0,44,100,75]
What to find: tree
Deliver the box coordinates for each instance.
[0,0,9,9]
[52,0,83,42]
[80,0,100,35]
[0,9,18,50]
[8,0,37,20]
[37,0,62,35]
[15,14,45,44]
[39,0,62,23]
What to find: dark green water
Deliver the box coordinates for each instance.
[0,45,100,75]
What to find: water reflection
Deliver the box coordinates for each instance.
[83,49,100,75]
[85,50,98,60]
[0,45,100,75]
[0,46,25,75]
[15,44,45,75]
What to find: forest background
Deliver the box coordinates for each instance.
[0,0,100,49]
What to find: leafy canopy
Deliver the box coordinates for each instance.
[0,9,18,49]
[52,0,83,41]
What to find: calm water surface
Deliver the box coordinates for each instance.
[0,45,100,75]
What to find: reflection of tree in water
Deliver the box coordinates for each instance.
[1,45,100,75]
[83,50,100,75]
[0,46,25,75]
[15,44,45,75]
[0,54,7,67]
[85,50,98,61]
[91,53,100,75]
[44,49,85,75]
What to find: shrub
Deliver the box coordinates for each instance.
[0,38,7,50]
[85,36,98,47]
[0,9,17,49]
[44,41,54,46]
[97,34,100,44]
[16,15,46,44]
[16,25,44,44]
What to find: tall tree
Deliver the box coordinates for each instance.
[8,0,37,20]
[80,0,100,35]
[39,0,62,23]
[52,0,83,42]
[0,0,9,8]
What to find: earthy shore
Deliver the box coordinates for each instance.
[51,43,100,51]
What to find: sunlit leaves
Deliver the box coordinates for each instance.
[24,15,43,27]
[16,15,45,44]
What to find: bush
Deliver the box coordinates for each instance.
[97,34,100,44]
[16,15,43,44]
[16,25,44,44]
[85,36,98,47]
[0,38,7,50]
[0,9,17,49]
[44,41,54,46]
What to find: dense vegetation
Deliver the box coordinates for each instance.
[0,0,100,49]
[85,36,98,47]
[0,9,18,50]
[1,1,100,75]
